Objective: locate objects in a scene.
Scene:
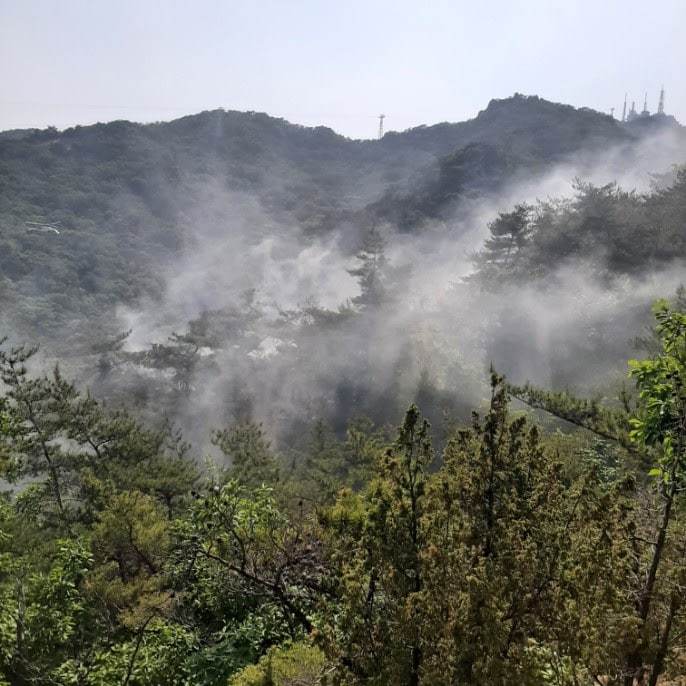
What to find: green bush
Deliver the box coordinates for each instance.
[229,642,327,686]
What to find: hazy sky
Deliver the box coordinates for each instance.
[1,0,684,139]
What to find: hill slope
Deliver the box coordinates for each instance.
[0,94,683,342]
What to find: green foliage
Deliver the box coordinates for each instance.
[327,404,431,685]
[0,394,20,481]
[161,480,331,683]
[422,375,633,684]
[85,620,199,686]
[347,226,392,309]
[212,423,280,488]
[470,203,533,286]
[509,381,635,452]
[471,173,686,288]
[0,537,93,684]
[285,417,381,506]
[628,301,686,470]
[508,304,686,685]
[90,490,170,619]
[2,300,686,684]
[180,481,325,633]
[0,340,199,528]
[228,641,327,686]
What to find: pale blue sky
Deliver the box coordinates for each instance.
[1,0,684,139]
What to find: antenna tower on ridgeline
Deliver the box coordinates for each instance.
[658,86,665,115]
[622,93,627,122]
[378,114,385,140]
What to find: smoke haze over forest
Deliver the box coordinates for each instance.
[5,4,686,684]
[2,95,684,450]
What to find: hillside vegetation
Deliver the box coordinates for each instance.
[2,302,686,684]
[2,95,686,685]
[2,95,682,341]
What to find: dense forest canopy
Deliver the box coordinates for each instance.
[2,301,686,685]
[2,94,686,684]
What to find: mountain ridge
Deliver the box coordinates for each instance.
[4,92,680,145]
[1,93,684,341]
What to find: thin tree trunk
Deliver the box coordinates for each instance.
[622,481,675,686]
[648,591,679,686]
[122,614,155,686]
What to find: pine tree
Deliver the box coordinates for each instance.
[471,203,532,286]
[330,405,431,685]
[420,373,633,684]
[212,421,280,487]
[347,226,390,309]
[511,302,686,685]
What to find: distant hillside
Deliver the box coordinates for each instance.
[0,94,683,341]
[380,94,629,157]
[0,128,41,141]
[365,96,685,230]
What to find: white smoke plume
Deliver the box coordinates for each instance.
[79,124,686,450]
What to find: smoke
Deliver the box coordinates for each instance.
[118,197,358,350]
[82,124,686,451]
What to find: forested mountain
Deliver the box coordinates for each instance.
[2,94,683,342]
[3,93,686,684]
[1,93,685,439]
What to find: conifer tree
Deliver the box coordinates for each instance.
[511,301,686,685]
[471,203,532,286]
[212,421,280,487]
[331,405,431,685]
[419,373,631,684]
[347,225,390,309]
